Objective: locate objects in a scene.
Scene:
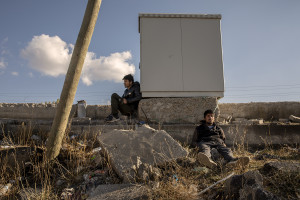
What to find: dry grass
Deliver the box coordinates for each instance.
[0,123,120,199]
[0,123,299,200]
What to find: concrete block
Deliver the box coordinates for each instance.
[232,121,242,124]
[279,118,289,123]
[234,118,247,122]
[289,115,300,123]
[247,119,264,125]
[97,125,188,182]
[138,97,219,124]
[71,117,91,125]
[86,105,111,119]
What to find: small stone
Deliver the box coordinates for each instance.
[92,147,102,153]
[61,188,75,200]
[279,118,289,123]
[83,174,90,182]
[235,118,247,122]
[152,182,160,189]
[56,179,65,187]
[0,183,12,196]
[30,135,41,141]
[192,167,210,174]
[247,119,264,125]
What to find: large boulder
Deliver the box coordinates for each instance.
[224,170,278,200]
[239,184,280,200]
[97,125,188,182]
[262,161,300,174]
[87,184,149,200]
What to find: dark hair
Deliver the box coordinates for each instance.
[204,109,214,118]
[123,74,134,82]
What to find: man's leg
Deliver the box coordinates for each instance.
[198,142,212,158]
[216,143,250,167]
[111,93,122,117]
[216,143,235,162]
[119,104,133,116]
[197,142,217,168]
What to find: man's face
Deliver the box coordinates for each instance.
[123,79,132,88]
[205,113,215,125]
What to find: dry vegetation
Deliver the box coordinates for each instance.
[0,123,299,200]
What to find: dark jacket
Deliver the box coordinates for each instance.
[191,120,226,147]
[122,81,142,110]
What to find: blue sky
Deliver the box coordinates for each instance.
[0,0,299,105]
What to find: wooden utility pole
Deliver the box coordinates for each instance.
[46,0,102,160]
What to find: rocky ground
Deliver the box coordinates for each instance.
[0,123,299,200]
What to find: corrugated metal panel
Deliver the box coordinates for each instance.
[139,13,222,32]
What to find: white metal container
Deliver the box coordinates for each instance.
[139,13,224,98]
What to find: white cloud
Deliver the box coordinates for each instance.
[81,51,135,86]
[28,72,34,78]
[21,34,71,77]
[21,34,135,85]
[0,58,6,69]
[11,71,19,76]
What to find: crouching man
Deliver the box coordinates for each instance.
[105,74,142,122]
[192,109,250,168]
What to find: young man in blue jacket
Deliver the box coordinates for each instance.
[192,109,250,168]
[105,74,142,122]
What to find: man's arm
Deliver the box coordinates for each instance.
[191,128,199,148]
[126,85,142,103]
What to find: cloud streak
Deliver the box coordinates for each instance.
[0,58,6,70]
[11,71,19,76]
[21,34,135,85]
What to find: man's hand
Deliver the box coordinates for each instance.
[123,98,127,104]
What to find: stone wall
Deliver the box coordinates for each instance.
[219,102,300,121]
[0,103,78,120]
[1,101,300,122]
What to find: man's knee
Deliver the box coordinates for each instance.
[198,143,210,151]
[111,93,119,99]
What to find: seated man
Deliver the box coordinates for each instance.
[192,109,250,168]
[105,74,142,122]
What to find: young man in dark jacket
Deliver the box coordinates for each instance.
[105,74,142,122]
[192,109,250,168]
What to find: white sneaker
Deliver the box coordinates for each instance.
[197,152,217,168]
[226,156,250,168]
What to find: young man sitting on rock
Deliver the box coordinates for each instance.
[192,109,250,168]
[105,74,142,122]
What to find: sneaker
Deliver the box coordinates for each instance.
[226,156,250,168]
[105,114,120,122]
[197,152,217,168]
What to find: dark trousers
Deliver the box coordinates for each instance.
[111,93,133,116]
[197,140,234,162]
